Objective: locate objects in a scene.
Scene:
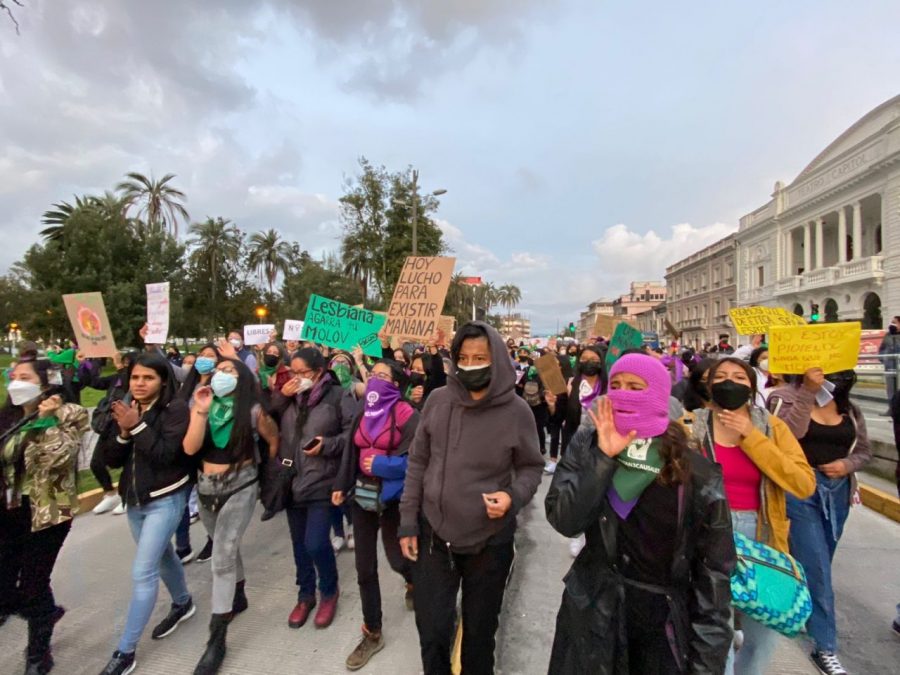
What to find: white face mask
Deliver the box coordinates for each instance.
[758,359,769,372]
[297,377,314,393]
[229,339,242,349]
[8,380,42,406]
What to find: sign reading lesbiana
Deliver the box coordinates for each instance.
[301,294,386,358]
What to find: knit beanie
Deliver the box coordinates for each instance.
[607,353,672,438]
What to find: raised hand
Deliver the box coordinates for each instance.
[586,397,636,458]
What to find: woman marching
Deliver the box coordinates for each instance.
[97,353,194,675]
[333,359,421,671]
[768,368,871,675]
[546,353,735,674]
[271,348,351,630]
[0,360,89,675]
[688,357,815,675]
[182,357,279,674]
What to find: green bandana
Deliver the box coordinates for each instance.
[208,396,235,449]
[21,416,60,432]
[569,356,577,369]
[332,363,353,390]
[611,438,664,501]
[258,363,277,390]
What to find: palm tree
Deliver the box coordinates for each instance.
[40,195,91,243]
[187,217,242,304]
[341,230,376,305]
[116,172,189,237]
[247,228,293,294]
[498,283,523,322]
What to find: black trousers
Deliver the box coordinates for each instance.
[352,501,411,631]
[625,585,683,674]
[0,508,71,620]
[531,404,548,452]
[412,521,515,675]
[90,439,115,492]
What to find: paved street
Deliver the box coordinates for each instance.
[1,467,897,674]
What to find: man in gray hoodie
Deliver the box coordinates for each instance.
[399,321,544,675]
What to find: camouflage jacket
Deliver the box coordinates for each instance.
[1,403,89,532]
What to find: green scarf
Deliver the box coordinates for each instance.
[332,363,353,390]
[258,363,278,390]
[611,438,664,501]
[208,396,235,449]
[569,356,577,369]
[21,416,60,432]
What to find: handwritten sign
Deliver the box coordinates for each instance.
[302,294,386,358]
[244,324,275,346]
[768,322,862,374]
[62,292,118,357]
[605,322,645,368]
[282,319,304,341]
[535,353,568,395]
[729,306,807,336]
[145,282,170,344]
[386,256,455,340]
[436,315,455,347]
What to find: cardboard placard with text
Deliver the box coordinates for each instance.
[768,322,861,375]
[593,314,616,338]
[145,282,170,344]
[385,256,456,340]
[303,294,386,358]
[62,292,118,357]
[244,324,275,346]
[729,306,807,336]
[605,322,645,368]
[282,319,304,341]
[436,315,456,347]
[535,353,568,395]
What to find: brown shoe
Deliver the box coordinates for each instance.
[405,584,414,611]
[345,625,384,671]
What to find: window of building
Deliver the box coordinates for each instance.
[725,263,733,281]
[714,300,720,317]
[757,266,764,287]
[713,267,720,284]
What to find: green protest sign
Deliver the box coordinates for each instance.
[605,322,644,368]
[301,294,386,358]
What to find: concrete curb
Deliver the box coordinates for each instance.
[858,484,900,522]
[76,485,111,514]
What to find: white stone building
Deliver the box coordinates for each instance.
[736,95,900,328]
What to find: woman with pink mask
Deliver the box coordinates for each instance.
[546,353,735,674]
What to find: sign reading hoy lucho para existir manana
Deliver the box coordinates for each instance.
[386,256,455,340]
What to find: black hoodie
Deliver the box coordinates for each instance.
[399,322,544,551]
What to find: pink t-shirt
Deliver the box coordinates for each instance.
[715,442,761,511]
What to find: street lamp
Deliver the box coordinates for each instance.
[254,306,268,324]
[393,169,447,255]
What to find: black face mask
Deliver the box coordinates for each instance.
[409,372,427,388]
[263,354,280,368]
[710,380,751,410]
[518,357,530,363]
[457,365,492,392]
[825,373,855,398]
[579,361,603,377]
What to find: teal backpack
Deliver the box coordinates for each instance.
[730,532,812,637]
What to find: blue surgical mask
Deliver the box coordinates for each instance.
[210,371,238,397]
[195,357,217,374]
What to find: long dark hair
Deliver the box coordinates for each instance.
[565,345,608,428]
[218,358,259,467]
[291,347,329,441]
[132,352,179,408]
[749,346,768,369]
[178,344,221,401]
[658,420,691,486]
[684,358,715,411]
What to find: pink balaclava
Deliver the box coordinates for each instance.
[606,353,672,439]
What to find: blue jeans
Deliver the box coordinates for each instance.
[286,501,338,601]
[725,511,780,675]
[786,472,850,653]
[118,490,192,654]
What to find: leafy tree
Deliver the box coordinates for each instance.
[282,252,363,320]
[247,228,293,294]
[117,172,190,237]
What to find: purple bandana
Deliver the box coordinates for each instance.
[579,377,603,410]
[608,486,639,519]
[362,378,402,439]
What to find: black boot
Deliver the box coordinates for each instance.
[193,613,230,675]
[24,614,54,675]
[231,581,248,617]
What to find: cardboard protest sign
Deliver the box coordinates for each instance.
[663,318,680,338]
[385,256,455,340]
[282,320,304,341]
[593,314,616,337]
[244,324,275,346]
[535,353,568,395]
[303,294,386,358]
[768,322,861,375]
[62,292,118,357]
[729,306,807,336]
[145,282,170,344]
[436,315,456,347]
[605,322,644,368]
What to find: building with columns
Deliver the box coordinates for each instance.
[736,95,900,328]
[666,234,738,348]
[575,298,614,342]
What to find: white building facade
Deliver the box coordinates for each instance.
[736,95,900,328]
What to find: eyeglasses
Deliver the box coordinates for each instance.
[370,371,393,382]
[293,368,314,378]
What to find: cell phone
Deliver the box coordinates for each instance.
[302,437,320,451]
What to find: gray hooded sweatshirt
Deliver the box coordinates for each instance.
[399,322,544,551]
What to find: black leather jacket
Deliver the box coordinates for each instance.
[545,426,735,674]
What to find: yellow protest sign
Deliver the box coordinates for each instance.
[729,306,807,336]
[768,322,861,375]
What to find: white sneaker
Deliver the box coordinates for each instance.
[112,502,127,516]
[332,536,346,553]
[347,530,355,551]
[93,494,122,515]
[544,461,557,475]
[569,535,586,558]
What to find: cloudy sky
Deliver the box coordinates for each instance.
[2,1,899,333]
